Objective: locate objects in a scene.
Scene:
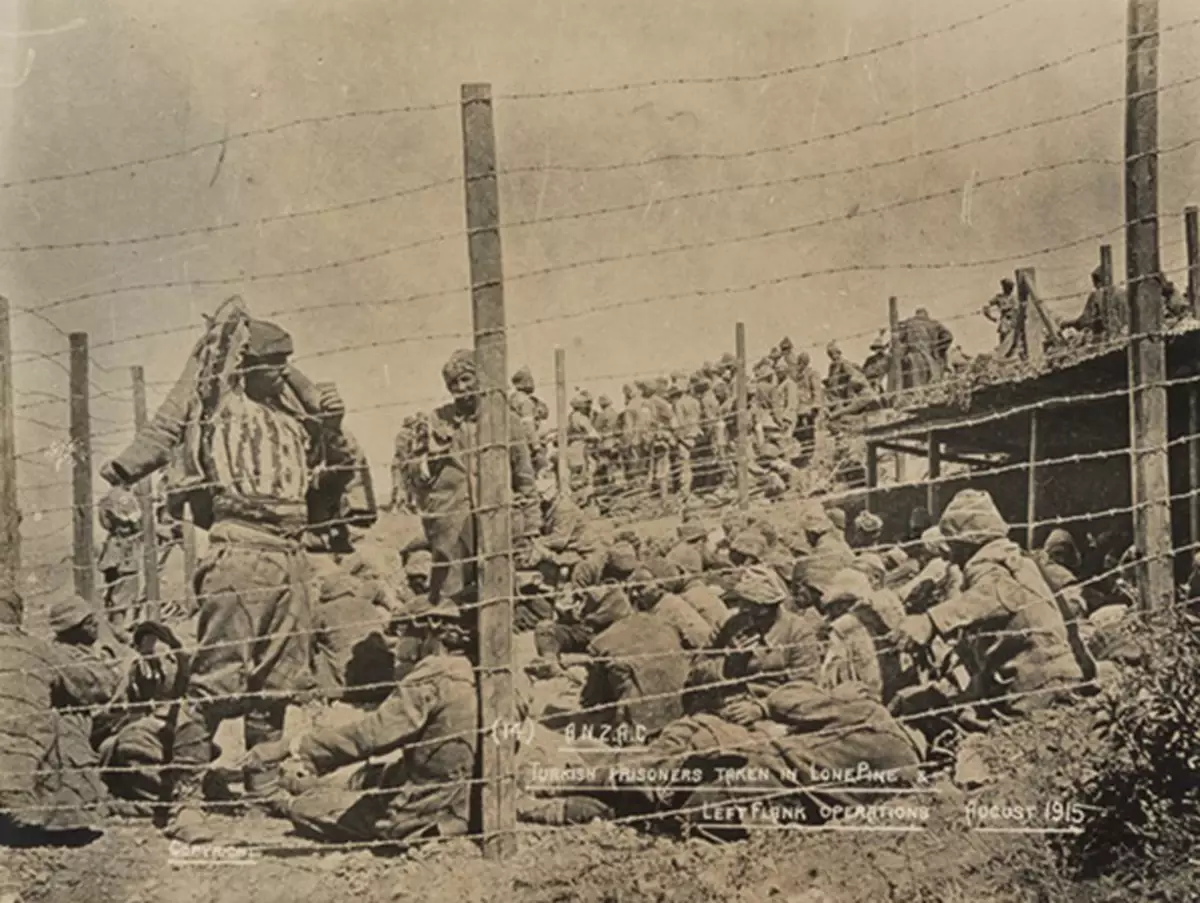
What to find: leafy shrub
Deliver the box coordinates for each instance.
[1058,609,1200,884]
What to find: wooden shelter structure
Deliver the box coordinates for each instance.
[861,324,1200,576]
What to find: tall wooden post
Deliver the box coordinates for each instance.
[865,442,879,513]
[462,82,516,859]
[887,297,901,402]
[131,366,160,619]
[69,333,95,602]
[926,431,941,517]
[1186,208,1200,550]
[1026,409,1039,550]
[1185,206,1198,315]
[181,502,196,613]
[554,348,569,500]
[1125,0,1171,610]
[1189,390,1199,553]
[0,298,20,625]
[1099,245,1114,288]
[888,298,906,481]
[735,322,750,511]
[1016,268,1043,368]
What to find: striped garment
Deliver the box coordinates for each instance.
[208,390,310,530]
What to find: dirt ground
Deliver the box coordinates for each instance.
[9,704,1197,903]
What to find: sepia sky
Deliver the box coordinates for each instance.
[3,0,1200,569]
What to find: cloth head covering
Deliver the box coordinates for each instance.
[319,571,361,603]
[852,553,887,589]
[731,565,790,607]
[921,526,951,559]
[826,341,841,357]
[796,352,811,368]
[570,392,591,411]
[623,383,635,398]
[512,366,535,391]
[98,487,142,532]
[678,522,708,543]
[442,349,477,385]
[666,541,704,578]
[598,395,611,407]
[719,352,736,367]
[49,595,95,634]
[404,548,434,578]
[245,319,294,358]
[779,336,794,351]
[854,510,884,536]
[1042,528,1081,573]
[870,331,889,351]
[666,382,683,399]
[825,507,847,532]
[712,381,729,401]
[938,489,1009,545]
[758,441,784,460]
[607,542,640,575]
[730,529,767,560]
[823,568,873,606]
[691,374,710,392]
[644,556,685,594]
[797,501,834,535]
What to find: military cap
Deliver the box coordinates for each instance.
[245,319,294,358]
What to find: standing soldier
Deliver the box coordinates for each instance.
[672,378,702,498]
[510,366,550,471]
[695,375,721,490]
[769,357,800,443]
[982,278,1018,354]
[896,308,954,389]
[409,349,537,609]
[96,487,144,636]
[778,336,798,371]
[592,394,622,500]
[566,391,601,502]
[643,379,678,502]
[862,333,892,394]
[390,416,419,513]
[619,383,644,492]
[99,300,376,842]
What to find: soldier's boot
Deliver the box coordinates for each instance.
[242,703,290,818]
[163,769,215,845]
[163,708,216,844]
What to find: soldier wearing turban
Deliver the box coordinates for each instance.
[100,299,375,843]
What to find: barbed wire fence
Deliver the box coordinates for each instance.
[0,0,1198,867]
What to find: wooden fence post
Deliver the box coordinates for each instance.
[69,333,95,602]
[0,298,20,625]
[462,81,517,859]
[131,366,160,619]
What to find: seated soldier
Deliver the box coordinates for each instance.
[630,559,714,650]
[311,563,395,707]
[817,569,908,706]
[272,597,477,846]
[888,490,1083,719]
[686,566,824,727]
[579,587,690,740]
[94,622,198,806]
[531,542,639,667]
[1,606,110,846]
